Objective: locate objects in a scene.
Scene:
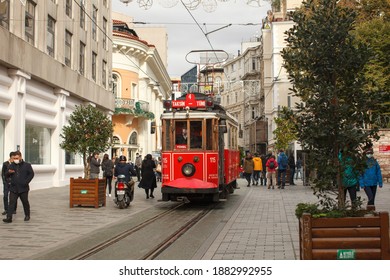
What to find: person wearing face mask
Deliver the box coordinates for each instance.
[3,151,34,223]
[2,151,16,216]
[359,148,383,210]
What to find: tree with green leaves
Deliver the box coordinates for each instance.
[273,108,297,151]
[281,0,383,210]
[351,0,390,128]
[60,104,114,179]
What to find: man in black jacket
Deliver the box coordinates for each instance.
[2,151,15,215]
[114,155,136,183]
[3,151,34,223]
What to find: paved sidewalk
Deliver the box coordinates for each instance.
[0,179,389,260]
[0,184,164,260]
[202,180,390,260]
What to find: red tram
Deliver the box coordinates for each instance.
[159,92,240,202]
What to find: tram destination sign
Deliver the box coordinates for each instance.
[172,93,206,109]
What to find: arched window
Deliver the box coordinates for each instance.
[129,131,137,145]
[112,73,121,98]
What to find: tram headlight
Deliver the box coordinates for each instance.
[182,163,195,177]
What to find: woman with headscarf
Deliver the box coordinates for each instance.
[139,154,157,199]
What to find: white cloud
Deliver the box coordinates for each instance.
[113,0,271,76]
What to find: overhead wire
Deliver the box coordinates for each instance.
[72,0,264,88]
[180,0,225,67]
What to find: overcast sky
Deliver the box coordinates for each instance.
[112,0,271,77]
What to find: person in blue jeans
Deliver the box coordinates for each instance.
[359,148,383,210]
[277,149,288,189]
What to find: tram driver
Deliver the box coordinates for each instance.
[176,128,188,145]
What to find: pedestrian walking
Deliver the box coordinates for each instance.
[295,157,302,180]
[3,151,34,223]
[339,149,359,206]
[359,148,383,210]
[252,153,262,186]
[288,154,296,185]
[2,151,15,216]
[135,153,142,182]
[277,149,288,189]
[101,154,114,197]
[89,152,101,179]
[261,152,272,186]
[266,155,278,189]
[139,154,157,199]
[243,152,254,187]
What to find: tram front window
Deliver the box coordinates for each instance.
[190,121,202,149]
[174,120,202,149]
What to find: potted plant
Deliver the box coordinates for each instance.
[281,0,389,259]
[60,104,114,207]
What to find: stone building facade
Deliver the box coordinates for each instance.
[0,0,113,190]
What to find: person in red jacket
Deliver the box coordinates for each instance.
[266,155,278,189]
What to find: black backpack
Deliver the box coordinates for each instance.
[269,161,275,169]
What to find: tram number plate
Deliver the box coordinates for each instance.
[117,191,125,195]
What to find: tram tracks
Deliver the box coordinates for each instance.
[141,207,213,260]
[71,203,216,260]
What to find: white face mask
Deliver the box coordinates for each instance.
[13,160,20,164]
[366,154,373,158]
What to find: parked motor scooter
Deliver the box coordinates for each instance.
[114,174,134,209]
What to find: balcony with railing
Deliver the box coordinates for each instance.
[114,98,154,120]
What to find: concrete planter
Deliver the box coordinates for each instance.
[69,177,106,208]
[299,212,390,259]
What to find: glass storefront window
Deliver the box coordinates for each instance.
[25,124,51,164]
[65,151,82,165]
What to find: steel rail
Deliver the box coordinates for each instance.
[141,205,216,260]
[71,203,184,260]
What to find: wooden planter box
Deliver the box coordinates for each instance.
[299,212,390,260]
[69,177,106,208]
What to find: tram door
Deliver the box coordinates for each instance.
[218,120,225,189]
